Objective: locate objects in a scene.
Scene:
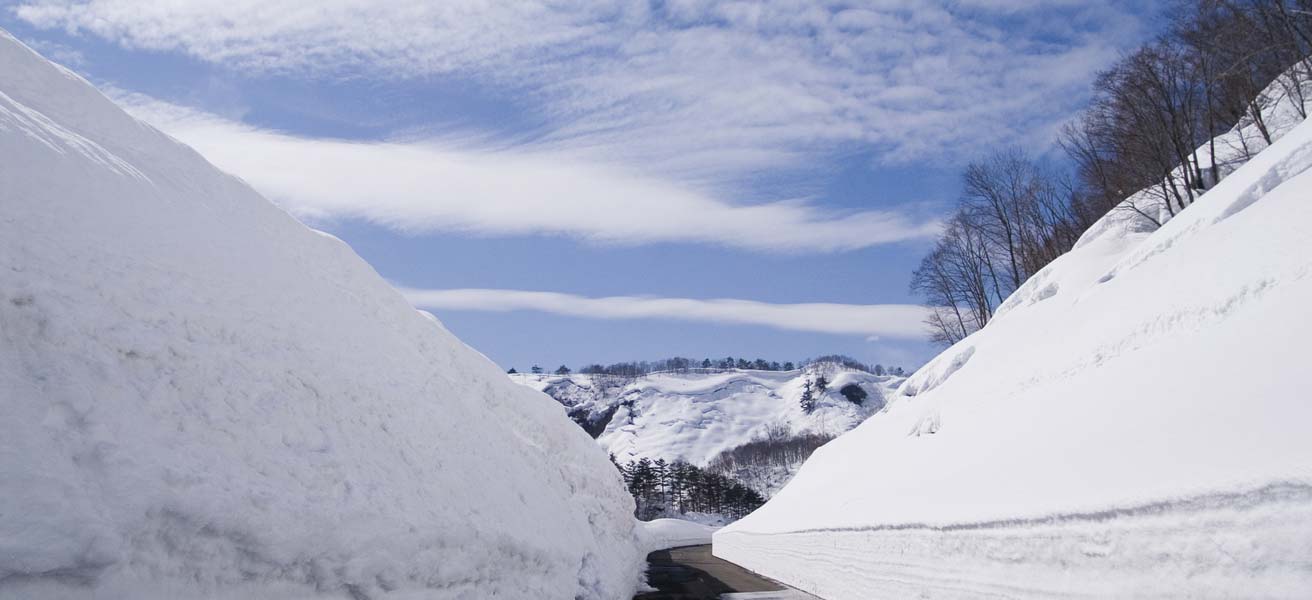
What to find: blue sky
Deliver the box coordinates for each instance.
[3,1,1159,371]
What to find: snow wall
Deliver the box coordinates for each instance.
[715,80,1312,599]
[0,29,639,600]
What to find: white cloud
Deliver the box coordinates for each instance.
[114,92,939,252]
[13,0,1150,177]
[401,287,931,338]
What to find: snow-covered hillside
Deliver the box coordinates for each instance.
[0,30,639,600]
[515,368,904,469]
[714,82,1312,597]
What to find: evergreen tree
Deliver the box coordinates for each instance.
[669,461,689,512]
[555,364,571,375]
[800,380,815,413]
[839,383,868,405]
[653,458,669,506]
[507,367,518,374]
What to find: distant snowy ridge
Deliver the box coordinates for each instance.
[0,29,638,600]
[715,77,1312,597]
[516,367,903,477]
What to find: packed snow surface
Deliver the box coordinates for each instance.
[716,93,1312,596]
[516,369,904,469]
[0,30,639,600]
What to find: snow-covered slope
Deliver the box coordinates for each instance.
[516,368,904,468]
[715,96,1312,596]
[0,30,638,600]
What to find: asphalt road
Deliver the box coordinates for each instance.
[634,545,801,600]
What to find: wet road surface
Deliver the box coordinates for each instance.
[634,545,810,599]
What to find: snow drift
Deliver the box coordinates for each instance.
[0,30,638,599]
[715,86,1312,596]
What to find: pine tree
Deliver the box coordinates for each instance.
[616,458,764,520]
[653,458,669,507]
[670,461,688,512]
[839,383,868,405]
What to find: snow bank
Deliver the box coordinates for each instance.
[715,96,1312,596]
[637,519,721,553]
[0,30,638,599]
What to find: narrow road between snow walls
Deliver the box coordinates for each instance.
[635,545,817,600]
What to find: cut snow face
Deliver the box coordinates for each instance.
[636,519,720,554]
[0,29,639,600]
[714,79,1312,597]
[516,368,904,496]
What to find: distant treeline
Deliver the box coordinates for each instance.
[708,425,832,477]
[615,457,765,521]
[707,424,835,495]
[913,0,1312,346]
[511,354,906,378]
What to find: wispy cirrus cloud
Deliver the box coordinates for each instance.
[114,92,941,252]
[401,287,930,339]
[13,0,1151,178]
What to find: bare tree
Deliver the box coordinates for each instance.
[911,153,1081,347]
[911,0,1311,347]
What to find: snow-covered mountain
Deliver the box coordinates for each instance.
[516,367,904,488]
[0,30,639,600]
[715,78,1312,597]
